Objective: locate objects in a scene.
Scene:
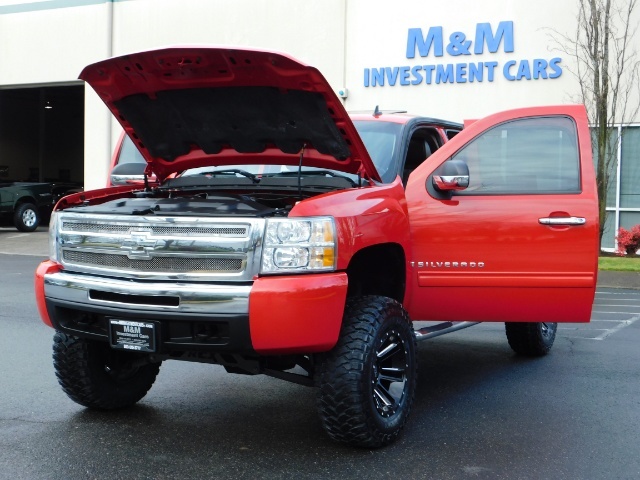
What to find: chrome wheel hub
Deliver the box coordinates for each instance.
[22,209,36,227]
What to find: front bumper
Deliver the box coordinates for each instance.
[35,261,348,356]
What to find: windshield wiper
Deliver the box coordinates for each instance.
[196,169,259,183]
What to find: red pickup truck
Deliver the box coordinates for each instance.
[35,46,598,448]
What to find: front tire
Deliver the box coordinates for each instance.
[52,332,161,409]
[315,296,417,448]
[505,322,557,357]
[13,203,39,232]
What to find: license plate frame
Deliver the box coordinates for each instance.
[108,319,156,353]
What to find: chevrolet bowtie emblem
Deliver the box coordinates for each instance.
[121,232,160,260]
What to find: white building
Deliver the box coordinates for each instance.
[0,0,638,248]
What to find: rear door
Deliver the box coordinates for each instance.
[405,105,598,323]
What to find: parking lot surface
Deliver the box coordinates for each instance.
[0,226,49,257]
[2,229,640,479]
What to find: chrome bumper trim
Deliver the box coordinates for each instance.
[44,272,251,315]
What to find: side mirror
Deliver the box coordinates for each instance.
[432,159,469,192]
[110,162,156,186]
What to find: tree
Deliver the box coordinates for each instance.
[551,0,640,248]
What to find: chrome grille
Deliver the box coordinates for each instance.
[62,222,248,237]
[63,250,243,273]
[62,223,131,234]
[56,213,265,281]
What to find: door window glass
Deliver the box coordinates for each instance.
[453,116,580,195]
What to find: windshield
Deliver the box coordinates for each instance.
[116,136,359,183]
[118,119,403,183]
[353,120,402,183]
[180,121,403,183]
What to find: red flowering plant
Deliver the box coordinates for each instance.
[615,225,640,256]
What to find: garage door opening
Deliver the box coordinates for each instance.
[0,85,84,193]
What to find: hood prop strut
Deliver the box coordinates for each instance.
[297,143,307,202]
[143,172,151,192]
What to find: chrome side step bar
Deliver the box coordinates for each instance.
[414,321,480,341]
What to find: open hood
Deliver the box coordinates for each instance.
[80,46,380,183]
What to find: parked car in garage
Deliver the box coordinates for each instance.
[0,182,54,231]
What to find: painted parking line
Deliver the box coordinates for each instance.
[559,288,640,340]
[592,317,640,340]
[559,318,640,340]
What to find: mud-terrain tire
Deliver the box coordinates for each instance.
[505,322,557,357]
[52,331,161,409]
[13,203,39,232]
[315,296,417,448]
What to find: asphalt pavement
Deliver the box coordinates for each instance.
[2,226,640,479]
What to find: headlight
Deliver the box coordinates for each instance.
[261,217,336,274]
[48,211,60,263]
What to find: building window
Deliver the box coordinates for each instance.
[600,124,640,250]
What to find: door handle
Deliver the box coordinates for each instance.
[538,216,586,226]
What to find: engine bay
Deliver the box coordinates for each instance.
[64,170,360,217]
[66,193,288,217]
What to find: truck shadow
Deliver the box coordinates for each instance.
[37,333,562,478]
[413,333,545,406]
